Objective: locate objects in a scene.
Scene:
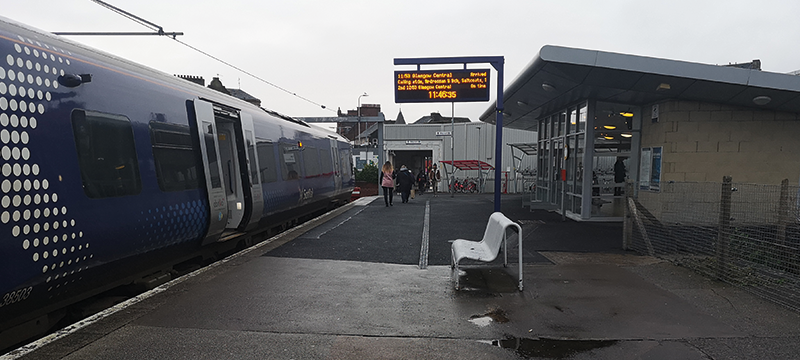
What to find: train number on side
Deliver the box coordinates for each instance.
[0,287,34,308]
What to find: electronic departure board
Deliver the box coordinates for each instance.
[394,69,490,103]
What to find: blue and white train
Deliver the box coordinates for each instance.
[0,16,354,348]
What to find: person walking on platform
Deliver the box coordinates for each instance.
[396,165,415,203]
[416,168,428,195]
[428,164,441,197]
[614,157,626,196]
[380,161,395,207]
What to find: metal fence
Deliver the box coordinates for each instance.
[624,177,800,311]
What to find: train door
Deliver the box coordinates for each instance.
[214,112,246,230]
[192,100,228,245]
[331,139,341,192]
[241,113,264,231]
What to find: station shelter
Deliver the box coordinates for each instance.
[481,45,800,221]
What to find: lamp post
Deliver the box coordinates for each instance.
[357,92,368,146]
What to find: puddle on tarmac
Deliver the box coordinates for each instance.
[468,309,510,327]
[468,316,493,327]
[488,337,618,359]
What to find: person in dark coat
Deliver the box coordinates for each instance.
[428,164,441,197]
[614,157,626,196]
[416,168,428,195]
[395,165,415,203]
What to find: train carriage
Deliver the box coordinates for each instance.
[0,16,353,349]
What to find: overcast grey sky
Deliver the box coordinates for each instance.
[2,0,799,124]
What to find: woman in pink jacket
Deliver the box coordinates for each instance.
[380,161,395,207]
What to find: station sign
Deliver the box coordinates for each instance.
[395,69,490,103]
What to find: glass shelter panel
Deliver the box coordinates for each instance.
[590,101,634,219]
[576,134,585,196]
[568,109,576,134]
[578,104,587,132]
[533,100,641,220]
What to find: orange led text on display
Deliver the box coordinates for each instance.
[394,69,490,103]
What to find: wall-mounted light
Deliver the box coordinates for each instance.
[516,100,530,107]
[753,95,772,105]
[619,112,634,118]
[542,83,556,92]
[603,125,616,130]
[621,133,633,138]
[656,83,671,91]
[604,135,614,140]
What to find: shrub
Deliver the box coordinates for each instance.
[356,163,379,182]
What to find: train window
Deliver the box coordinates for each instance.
[303,147,320,178]
[71,109,142,198]
[203,121,222,189]
[245,130,260,185]
[279,143,300,180]
[256,139,278,183]
[320,148,333,175]
[340,149,352,177]
[149,121,200,192]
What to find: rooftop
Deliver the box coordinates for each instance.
[481,45,800,130]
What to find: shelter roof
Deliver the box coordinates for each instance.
[508,143,537,155]
[480,45,800,131]
[441,160,494,171]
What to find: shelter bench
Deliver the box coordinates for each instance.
[451,212,523,291]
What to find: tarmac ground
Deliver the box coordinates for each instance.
[5,193,800,360]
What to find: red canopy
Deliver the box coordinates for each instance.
[440,160,494,171]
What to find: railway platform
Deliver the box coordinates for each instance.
[5,193,800,359]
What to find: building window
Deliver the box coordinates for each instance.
[149,121,200,192]
[71,109,142,198]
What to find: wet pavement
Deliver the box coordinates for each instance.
[6,194,800,359]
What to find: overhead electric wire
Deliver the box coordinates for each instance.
[92,0,162,32]
[171,38,332,111]
[88,0,333,112]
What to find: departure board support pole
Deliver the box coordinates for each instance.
[451,102,455,198]
[491,59,504,212]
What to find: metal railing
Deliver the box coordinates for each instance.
[625,177,800,311]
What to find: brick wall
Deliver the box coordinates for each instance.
[641,100,800,185]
